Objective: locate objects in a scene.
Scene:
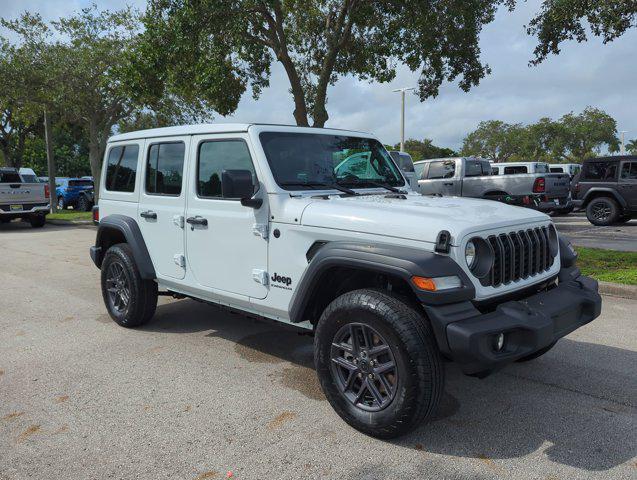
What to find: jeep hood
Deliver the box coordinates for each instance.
[300,194,549,245]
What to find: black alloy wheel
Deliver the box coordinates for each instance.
[330,323,398,412]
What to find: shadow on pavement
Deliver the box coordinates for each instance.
[142,299,636,471]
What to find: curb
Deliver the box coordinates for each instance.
[598,281,637,300]
[47,219,94,227]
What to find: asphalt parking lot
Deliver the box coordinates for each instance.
[1,223,636,480]
[552,212,637,252]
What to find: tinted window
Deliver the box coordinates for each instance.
[1,171,23,183]
[68,180,93,187]
[503,166,527,174]
[465,160,487,177]
[427,161,455,179]
[198,140,257,198]
[550,167,564,173]
[491,167,499,175]
[105,145,139,192]
[582,162,618,181]
[620,162,637,180]
[146,142,185,195]
[260,132,404,189]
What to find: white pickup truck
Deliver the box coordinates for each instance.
[0,167,50,227]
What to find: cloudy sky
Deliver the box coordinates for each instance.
[2,0,636,149]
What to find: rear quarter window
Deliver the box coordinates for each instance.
[503,166,527,174]
[105,144,139,192]
[0,171,22,183]
[582,162,618,181]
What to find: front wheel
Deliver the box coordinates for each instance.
[314,289,444,439]
[586,197,619,226]
[76,195,91,212]
[100,243,158,327]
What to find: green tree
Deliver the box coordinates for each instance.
[460,120,525,162]
[626,139,637,155]
[392,139,457,161]
[557,107,619,161]
[133,0,514,128]
[528,1,637,65]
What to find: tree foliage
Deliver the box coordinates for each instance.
[527,0,637,65]
[626,139,637,155]
[135,0,514,127]
[392,138,457,161]
[461,107,619,162]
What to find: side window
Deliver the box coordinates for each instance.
[414,163,426,179]
[197,140,257,198]
[105,144,139,192]
[582,162,618,181]
[620,162,637,180]
[491,168,499,175]
[535,163,549,173]
[465,160,486,177]
[503,166,527,174]
[550,167,563,173]
[146,142,185,196]
[427,161,455,179]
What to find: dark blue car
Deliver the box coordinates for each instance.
[56,178,94,210]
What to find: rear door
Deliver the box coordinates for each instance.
[619,160,637,209]
[185,133,268,299]
[137,137,188,280]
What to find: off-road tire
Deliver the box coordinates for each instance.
[314,289,444,439]
[101,243,157,328]
[29,214,46,228]
[586,197,619,226]
[77,195,91,212]
[516,341,557,362]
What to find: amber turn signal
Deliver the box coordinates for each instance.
[411,276,437,291]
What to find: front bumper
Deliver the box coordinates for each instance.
[424,273,601,375]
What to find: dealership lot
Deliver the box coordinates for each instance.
[1,224,636,480]
[552,212,637,252]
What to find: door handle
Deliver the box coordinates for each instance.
[140,210,157,219]
[443,182,454,186]
[186,216,208,228]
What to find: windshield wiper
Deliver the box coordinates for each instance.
[279,181,358,196]
[342,179,406,194]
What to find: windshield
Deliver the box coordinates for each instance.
[259,132,405,191]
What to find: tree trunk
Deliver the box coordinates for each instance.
[43,106,57,212]
[88,119,103,203]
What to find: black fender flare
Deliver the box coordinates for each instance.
[582,188,627,208]
[288,241,475,324]
[90,214,156,279]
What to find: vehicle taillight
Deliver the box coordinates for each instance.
[44,184,50,199]
[92,205,99,224]
[533,177,545,193]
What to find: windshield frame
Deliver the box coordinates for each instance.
[258,131,406,192]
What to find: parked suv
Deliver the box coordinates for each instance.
[572,156,637,225]
[90,124,601,438]
[55,178,94,209]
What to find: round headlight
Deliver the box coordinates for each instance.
[465,241,477,269]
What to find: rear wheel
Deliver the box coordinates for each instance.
[77,195,91,212]
[101,243,158,327]
[314,289,444,439]
[586,197,619,226]
[29,214,46,228]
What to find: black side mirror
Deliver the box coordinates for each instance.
[221,169,262,208]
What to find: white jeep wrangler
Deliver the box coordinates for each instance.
[90,124,601,438]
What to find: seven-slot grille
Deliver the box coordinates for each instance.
[481,226,555,287]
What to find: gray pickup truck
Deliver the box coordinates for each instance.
[414,158,572,214]
[0,167,50,227]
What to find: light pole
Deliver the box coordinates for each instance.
[620,131,627,155]
[392,87,415,152]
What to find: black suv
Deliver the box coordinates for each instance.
[572,156,637,225]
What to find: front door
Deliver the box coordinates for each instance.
[185,134,268,299]
[619,160,637,209]
[137,137,188,280]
